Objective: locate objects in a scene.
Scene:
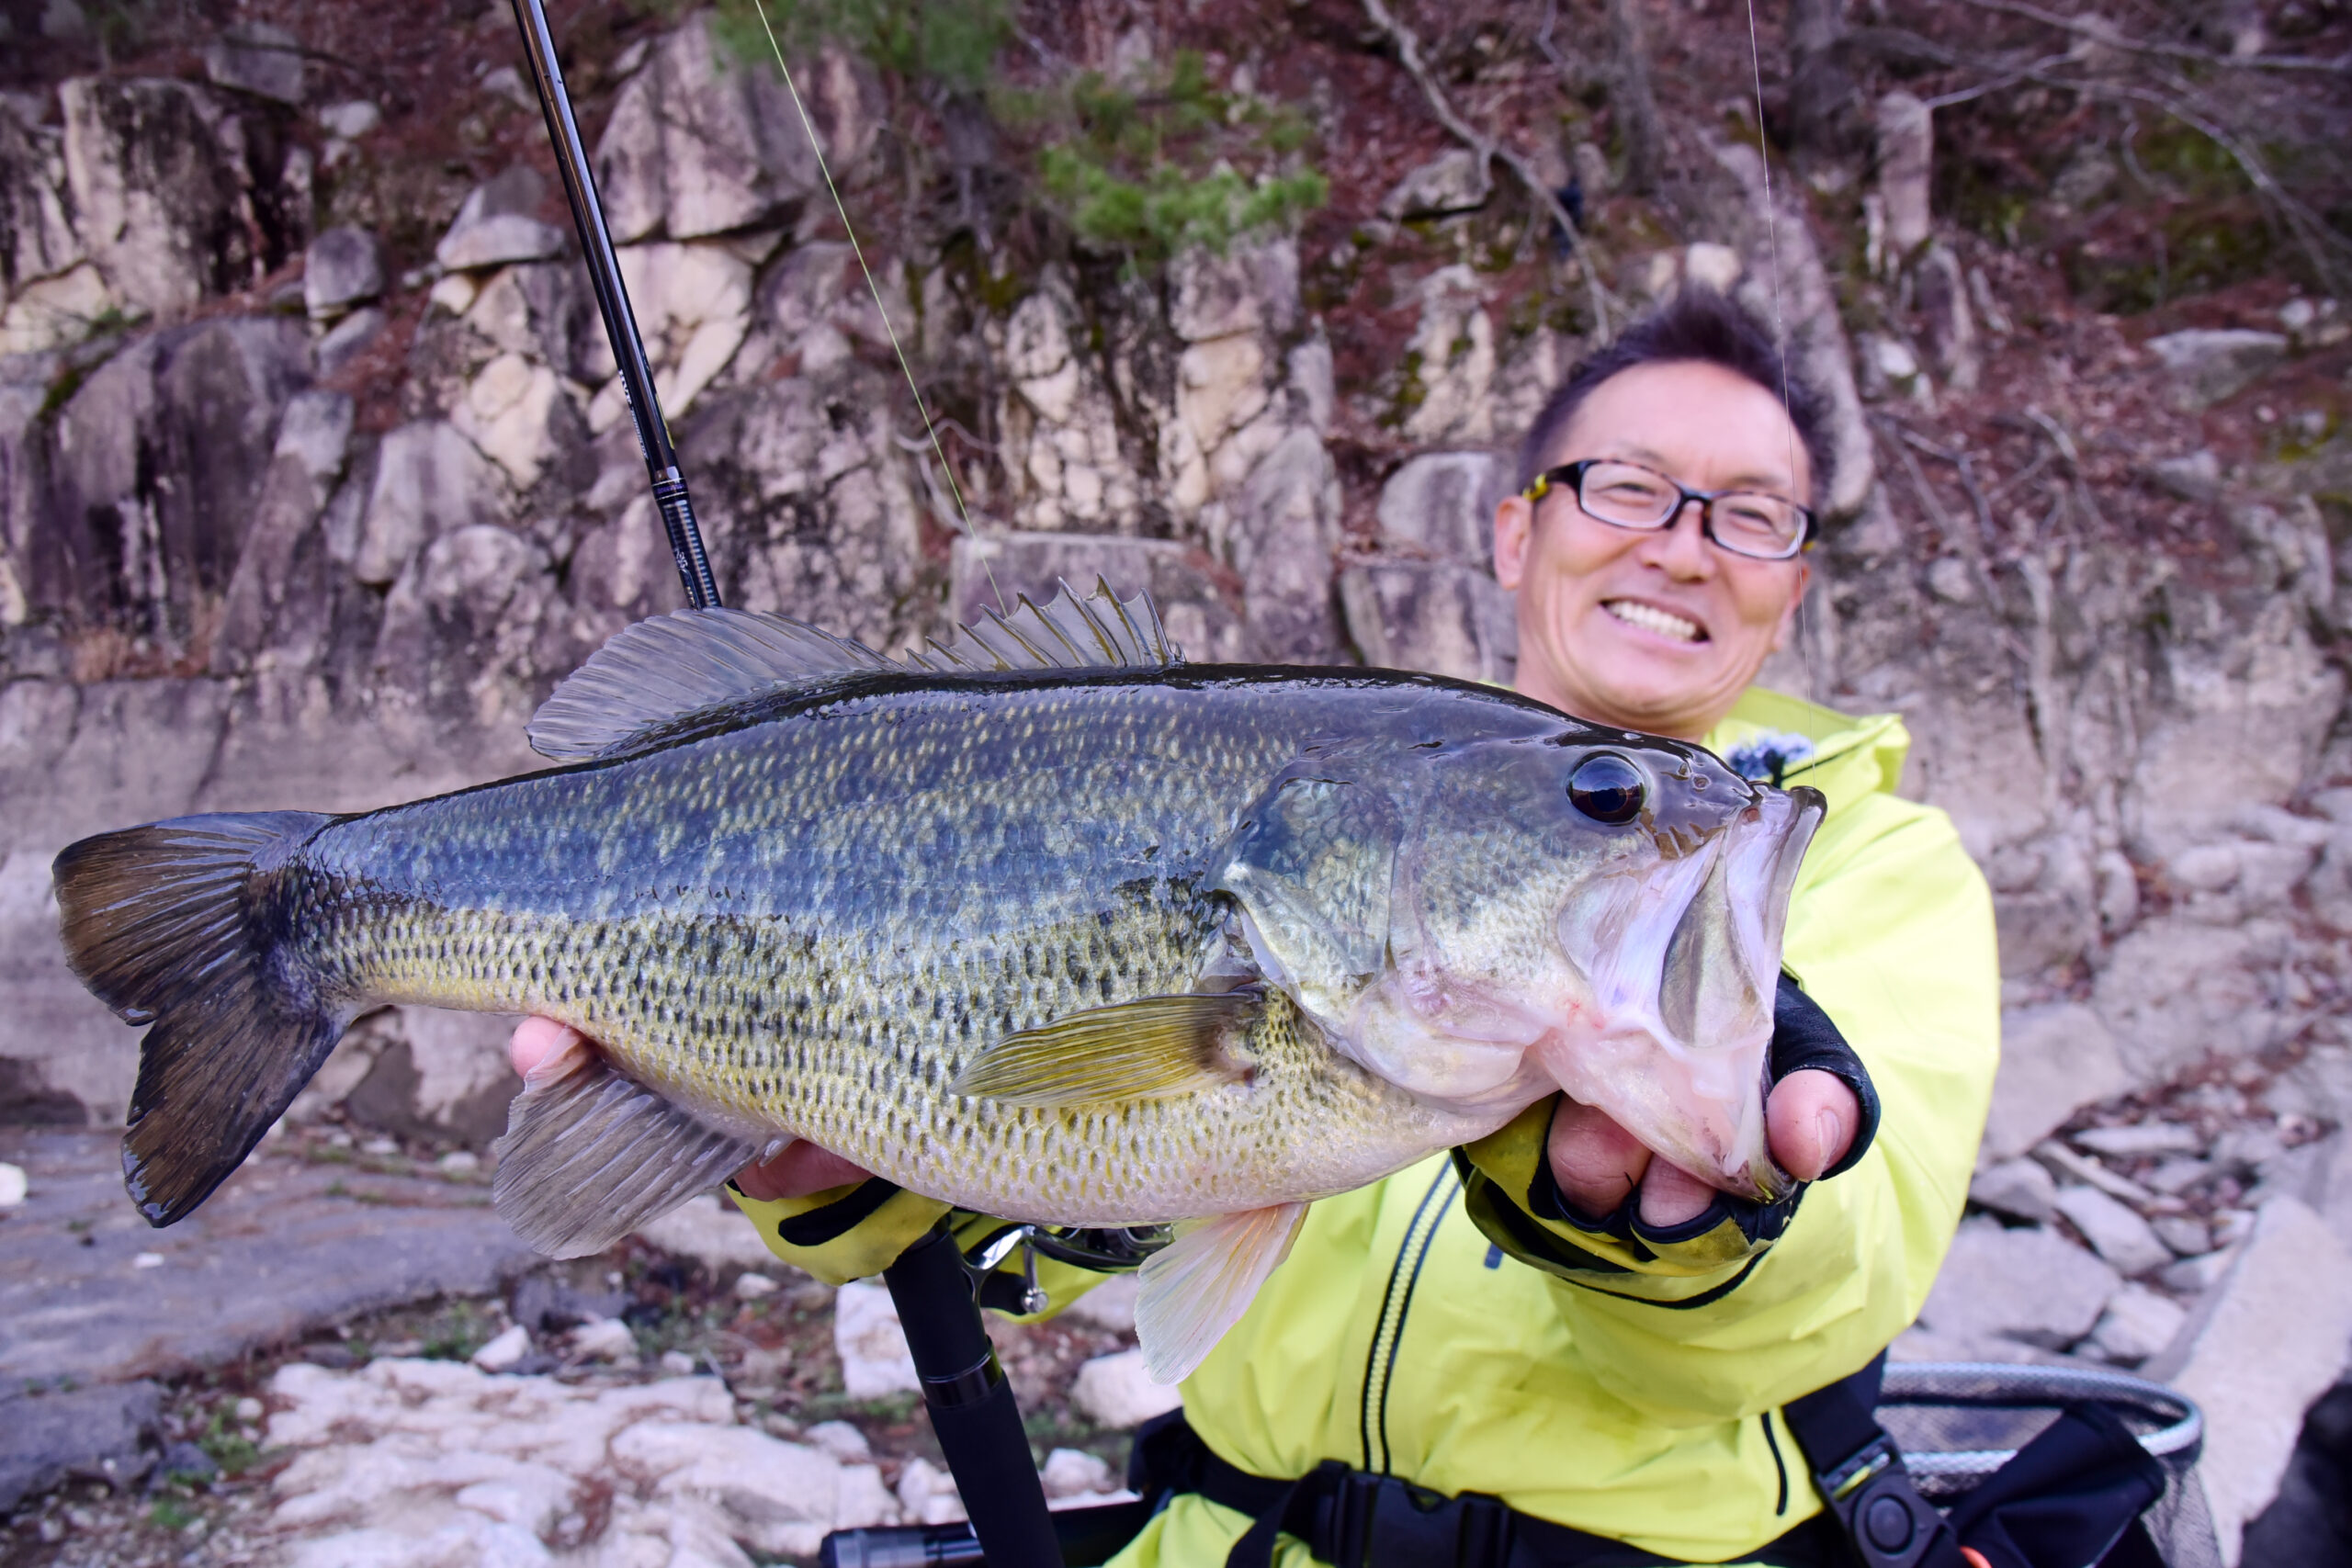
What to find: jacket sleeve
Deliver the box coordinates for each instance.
[727,1179,1123,1320]
[1459,792,1999,1426]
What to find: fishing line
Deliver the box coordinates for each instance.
[1740,0,1817,708]
[747,0,1006,610]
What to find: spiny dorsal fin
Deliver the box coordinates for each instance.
[528,581,1180,762]
[527,608,897,761]
[906,577,1179,674]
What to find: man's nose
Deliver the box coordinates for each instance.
[1636,498,1714,577]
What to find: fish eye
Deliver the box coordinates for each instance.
[1567,754,1645,825]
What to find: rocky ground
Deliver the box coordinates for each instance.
[4,0,2352,1563]
[0,1125,1162,1568]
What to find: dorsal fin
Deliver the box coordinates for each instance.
[906,577,1180,674]
[527,607,897,761]
[528,580,1182,763]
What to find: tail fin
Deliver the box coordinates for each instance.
[53,811,344,1226]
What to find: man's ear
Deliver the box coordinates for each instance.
[1769,559,1814,652]
[1494,494,1533,591]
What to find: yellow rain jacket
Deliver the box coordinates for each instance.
[736,689,2000,1565]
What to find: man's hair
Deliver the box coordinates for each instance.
[1516,289,1836,507]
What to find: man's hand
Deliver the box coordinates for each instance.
[508,1017,875,1201]
[1546,1068,1859,1226]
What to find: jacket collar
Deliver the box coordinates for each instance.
[1703,687,1912,819]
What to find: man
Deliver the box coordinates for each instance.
[510,290,1998,1564]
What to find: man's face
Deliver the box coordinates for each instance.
[1493,360,1813,740]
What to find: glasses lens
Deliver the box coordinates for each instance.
[1707,493,1807,558]
[1576,462,1679,526]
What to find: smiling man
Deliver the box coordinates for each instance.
[509,291,1999,1568]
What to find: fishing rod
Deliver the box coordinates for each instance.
[505,8,1064,1566]
[509,0,720,611]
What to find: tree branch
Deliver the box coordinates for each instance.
[1361,0,1619,341]
[1945,0,2351,75]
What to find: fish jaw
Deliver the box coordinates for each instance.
[1542,785,1825,1201]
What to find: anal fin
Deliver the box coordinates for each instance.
[1135,1201,1309,1385]
[492,1035,759,1258]
[949,991,1261,1106]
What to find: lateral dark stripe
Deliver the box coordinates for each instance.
[1374,1168,1458,1477]
[775,1177,904,1247]
[1360,1164,1455,1473]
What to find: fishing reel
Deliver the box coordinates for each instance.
[961,1222,1175,1314]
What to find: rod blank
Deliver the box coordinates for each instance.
[507,0,722,611]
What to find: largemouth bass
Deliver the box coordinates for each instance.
[55,583,1823,1379]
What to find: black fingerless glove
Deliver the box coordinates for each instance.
[1456,973,1878,1287]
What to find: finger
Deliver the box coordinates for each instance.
[733,1140,875,1203]
[1545,1096,1652,1218]
[1766,1067,1860,1181]
[509,1016,582,1078]
[1635,1157,1717,1228]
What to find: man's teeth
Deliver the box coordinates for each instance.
[1604,600,1703,642]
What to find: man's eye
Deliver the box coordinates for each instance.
[1601,480,1667,502]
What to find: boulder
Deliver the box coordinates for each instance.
[1069,1349,1183,1428]
[2145,1198,2352,1564]
[1969,1157,2058,1224]
[1874,92,1933,261]
[0,107,84,302]
[593,14,829,243]
[832,1279,920,1398]
[2083,1283,2187,1364]
[29,315,311,656]
[1040,1447,1118,1500]
[2146,329,2288,410]
[1917,1216,2120,1349]
[1379,149,1488,220]
[0,261,112,355]
[317,99,381,141]
[896,1455,967,1526]
[435,166,567,273]
[1062,1273,1140,1334]
[636,1194,789,1279]
[2074,1123,2202,1158]
[1399,265,1497,445]
[1374,450,1506,571]
[0,1380,161,1513]
[1982,1004,2134,1160]
[1230,426,1346,661]
[602,241,755,420]
[313,304,384,374]
[354,421,503,587]
[2146,449,2222,503]
[205,23,307,105]
[1340,559,1516,684]
[303,225,382,319]
[2052,1185,2173,1276]
[60,76,294,319]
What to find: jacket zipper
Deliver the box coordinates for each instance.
[1358,1163,1461,1474]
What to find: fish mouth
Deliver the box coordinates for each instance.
[1544,784,1826,1201]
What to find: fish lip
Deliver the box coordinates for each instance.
[1725,784,1826,1004]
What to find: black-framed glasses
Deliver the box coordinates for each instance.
[1523,458,1817,560]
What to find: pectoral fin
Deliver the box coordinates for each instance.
[1135,1201,1310,1384]
[492,1033,761,1258]
[950,992,1261,1106]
